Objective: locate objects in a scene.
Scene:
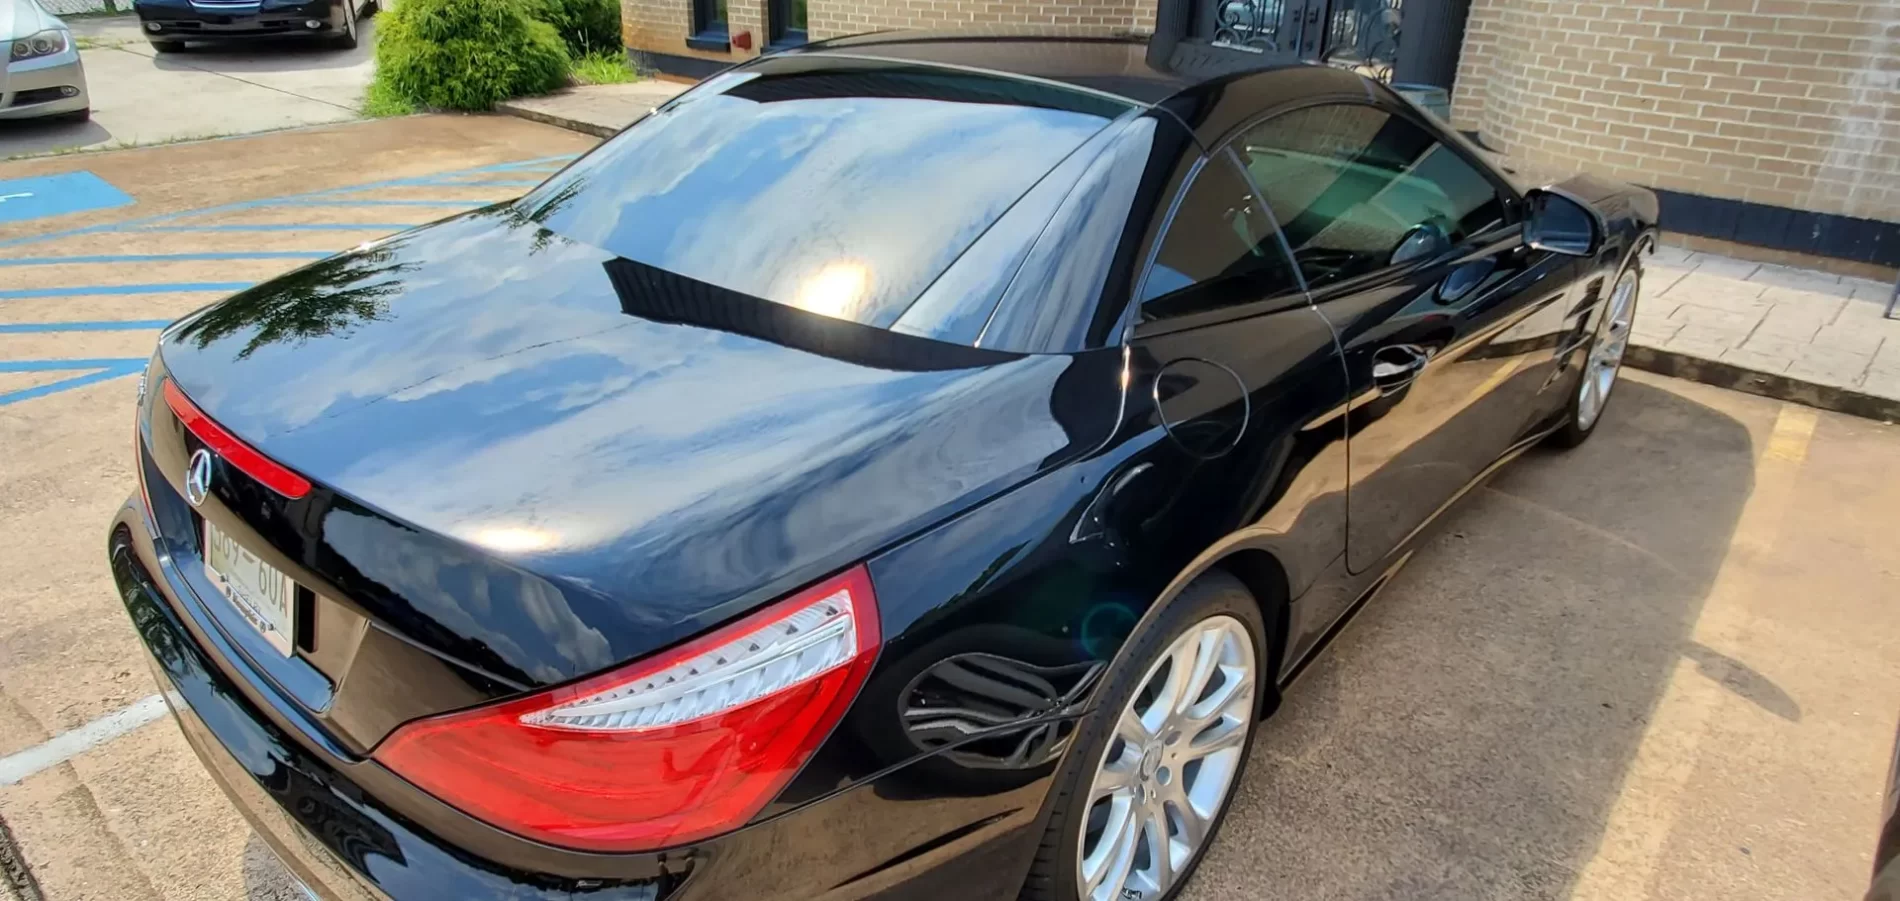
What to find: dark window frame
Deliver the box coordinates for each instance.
[1128,147,1307,332]
[767,0,808,50]
[687,0,730,52]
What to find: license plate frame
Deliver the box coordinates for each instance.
[201,520,298,657]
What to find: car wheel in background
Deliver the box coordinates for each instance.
[331,0,359,49]
[1549,263,1641,449]
[1024,571,1269,901]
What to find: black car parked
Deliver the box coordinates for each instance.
[134,0,374,51]
[107,29,1657,901]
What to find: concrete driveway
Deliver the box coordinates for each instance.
[0,14,373,160]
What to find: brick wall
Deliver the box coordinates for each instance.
[625,0,1151,67]
[1451,0,1900,226]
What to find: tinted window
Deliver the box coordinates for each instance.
[1233,104,1509,289]
[518,61,1129,330]
[1139,151,1302,321]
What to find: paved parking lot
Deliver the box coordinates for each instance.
[1,15,375,160]
[3,116,1899,901]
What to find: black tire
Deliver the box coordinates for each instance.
[56,108,91,123]
[1548,261,1643,450]
[330,1,359,49]
[1022,571,1271,901]
[148,39,186,52]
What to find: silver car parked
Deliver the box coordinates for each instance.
[2,0,88,123]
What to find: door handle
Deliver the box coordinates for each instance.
[1372,344,1431,393]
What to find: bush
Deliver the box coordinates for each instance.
[373,0,570,112]
[522,0,622,55]
[360,77,416,117]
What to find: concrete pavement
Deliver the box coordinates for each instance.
[0,15,374,160]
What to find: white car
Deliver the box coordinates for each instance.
[1,0,89,123]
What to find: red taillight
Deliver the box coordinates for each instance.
[373,565,881,852]
[162,379,311,499]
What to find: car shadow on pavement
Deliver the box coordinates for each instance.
[0,118,113,158]
[1182,378,1767,900]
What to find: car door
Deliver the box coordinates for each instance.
[1121,148,1350,606]
[1228,100,1567,575]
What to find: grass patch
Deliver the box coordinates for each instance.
[361,77,417,117]
[570,51,636,85]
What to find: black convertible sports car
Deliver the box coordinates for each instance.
[107,30,1657,901]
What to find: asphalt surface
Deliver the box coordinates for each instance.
[1,16,375,159]
[3,117,1899,901]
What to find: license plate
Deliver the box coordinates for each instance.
[202,520,297,656]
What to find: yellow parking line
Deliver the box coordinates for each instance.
[1567,402,1816,900]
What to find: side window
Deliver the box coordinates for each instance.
[1232,104,1511,290]
[1139,151,1302,322]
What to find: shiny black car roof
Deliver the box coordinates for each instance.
[788,28,1321,106]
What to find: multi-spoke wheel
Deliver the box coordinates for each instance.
[1077,617,1254,901]
[1023,573,1269,901]
[1550,263,1641,448]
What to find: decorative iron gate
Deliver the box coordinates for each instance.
[1199,0,1404,82]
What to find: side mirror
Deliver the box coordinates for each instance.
[1524,189,1601,257]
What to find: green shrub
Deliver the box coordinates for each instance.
[373,0,570,112]
[360,77,416,117]
[522,0,622,55]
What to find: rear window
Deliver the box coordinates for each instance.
[517,59,1130,329]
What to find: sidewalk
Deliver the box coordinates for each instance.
[1632,247,1900,420]
[495,82,1900,421]
[496,81,687,137]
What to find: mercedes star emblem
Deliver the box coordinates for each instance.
[184,449,214,507]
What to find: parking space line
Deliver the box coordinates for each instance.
[0,283,251,300]
[1568,401,1816,900]
[0,695,168,787]
[0,154,579,252]
[0,252,329,266]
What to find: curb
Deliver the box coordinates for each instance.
[494,102,619,139]
[1625,345,1900,423]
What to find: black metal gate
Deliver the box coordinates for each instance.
[1190,0,1403,82]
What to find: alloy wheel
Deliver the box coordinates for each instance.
[1577,268,1639,430]
[1075,615,1256,901]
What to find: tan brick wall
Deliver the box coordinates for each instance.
[1452,0,1900,225]
[625,0,1151,65]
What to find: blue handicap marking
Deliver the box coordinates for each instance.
[0,172,135,225]
[0,358,146,407]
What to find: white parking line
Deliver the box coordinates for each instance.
[0,694,167,786]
